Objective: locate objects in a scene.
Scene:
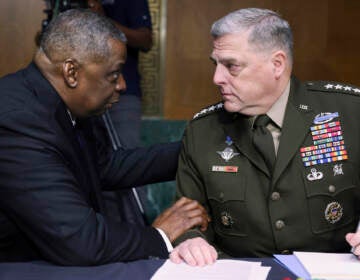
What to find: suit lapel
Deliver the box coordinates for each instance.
[221,113,271,177]
[25,63,104,212]
[55,105,81,154]
[272,78,316,185]
[55,103,104,213]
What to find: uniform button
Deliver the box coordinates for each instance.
[271,192,281,201]
[328,185,336,193]
[281,249,290,254]
[275,220,285,230]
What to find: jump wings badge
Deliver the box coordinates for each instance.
[217,147,239,162]
[217,136,239,162]
[306,168,324,181]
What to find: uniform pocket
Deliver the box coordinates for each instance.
[303,162,358,234]
[205,172,247,237]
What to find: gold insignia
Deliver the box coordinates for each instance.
[324,201,343,224]
[221,211,233,227]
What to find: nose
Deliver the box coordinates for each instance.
[213,65,226,86]
[115,74,126,93]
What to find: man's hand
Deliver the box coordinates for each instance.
[346,231,360,259]
[152,197,209,242]
[169,237,218,266]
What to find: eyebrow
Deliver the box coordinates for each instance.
[210,56,239,65]
[109,62,124,73]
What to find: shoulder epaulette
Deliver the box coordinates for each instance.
[306,81,360,96]
[192,102,224,120]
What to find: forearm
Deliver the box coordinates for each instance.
[101,141,181,190]
[175,137,216,245]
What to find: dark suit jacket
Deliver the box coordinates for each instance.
[176,77,360,257]
[0,63,180,265]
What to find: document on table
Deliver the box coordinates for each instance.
[274,251,360,280]
[274,253,310,279]
[151,259,271,280]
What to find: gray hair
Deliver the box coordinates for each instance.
[211,8,293,63]
[39,9,127,63]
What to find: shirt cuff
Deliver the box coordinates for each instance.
[156,228,173,252]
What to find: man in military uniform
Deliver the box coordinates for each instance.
[169,8,360,266]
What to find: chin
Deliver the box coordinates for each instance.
[223,101,241,113]
[92,108,106,116]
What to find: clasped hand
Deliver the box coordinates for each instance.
[152,197,217,266]
[152,197,209,242]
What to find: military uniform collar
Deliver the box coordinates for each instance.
[250,80,290,128]
[267,80,290,128]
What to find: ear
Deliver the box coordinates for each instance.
[62,59,79,88]
[271,50,287,80]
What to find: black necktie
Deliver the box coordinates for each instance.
[252,115,276,171]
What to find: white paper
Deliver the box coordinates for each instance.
[151,259,271,280]
[293,251,360,279]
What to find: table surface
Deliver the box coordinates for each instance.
[0,258,298,280]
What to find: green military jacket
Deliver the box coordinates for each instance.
[176,77,360,257]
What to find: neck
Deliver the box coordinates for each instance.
[34,50,70,108]
[34,50,60,84]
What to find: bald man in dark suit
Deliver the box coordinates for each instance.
[0,9,208,265]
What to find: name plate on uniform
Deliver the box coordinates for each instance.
[212,165,238,173]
